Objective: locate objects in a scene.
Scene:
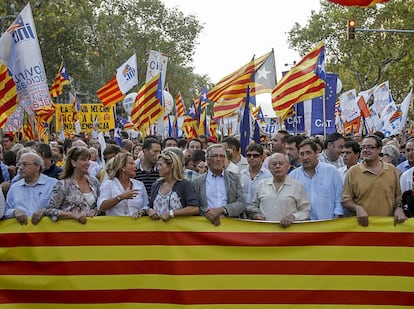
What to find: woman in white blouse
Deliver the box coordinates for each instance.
[98,152,148,218]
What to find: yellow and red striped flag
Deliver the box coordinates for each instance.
[209,116,218,138]
[35,116,48,143]
[96,54,138,107]
[0,64,18,128]
[131,73,163,133]
[272,41,326,120]
[22,111,35,141]
[208,50,276,103]
[49,61,70,98]
[213,97,243,119]
[96,76,126,107]
[182,115,198,139]
[0,217,414,307]
[176,92,185,117]
[34,102,56,124]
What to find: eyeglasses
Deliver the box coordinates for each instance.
[246,153,261,158]
[16,162,36,168]
[209,154,226,159]
[361,145,377,150]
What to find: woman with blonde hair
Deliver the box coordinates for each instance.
[46,146,101,224]
[147,150,200,221]
[98,152,148,218]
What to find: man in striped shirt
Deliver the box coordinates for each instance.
[134,137,161,197]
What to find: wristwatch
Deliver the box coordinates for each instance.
[116,196,121,202]
[169,209,174,218]
[223,207,228,216]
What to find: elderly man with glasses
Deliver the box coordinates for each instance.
[3,153,58,225]
[342,135,406,227]
[192,144,246,226]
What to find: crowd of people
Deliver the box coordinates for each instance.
[0,128,411,227]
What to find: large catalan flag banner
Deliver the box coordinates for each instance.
[0,217,413,307]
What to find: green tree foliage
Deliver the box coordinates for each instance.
[0,0,209,108]
[287,0,414,102]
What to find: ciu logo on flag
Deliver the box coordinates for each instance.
[10,15,35,43]
[122,64,136,82]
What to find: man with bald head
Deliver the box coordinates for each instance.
[248,153,310,227]
[4,153,58,225]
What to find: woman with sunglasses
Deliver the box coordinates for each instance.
[147,150,200,221]
[97,152,148,218]
[45,146,101,224]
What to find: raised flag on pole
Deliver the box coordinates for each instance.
[96,54,138,107]
[272,42,325,120]
[213,97,243,119]
[0,63,18,128]
[240,87,251,156]
[130,73,163,134]
[381,89,412,137]
[49,61,70,97]
[116,54,138,94]
[208,51,276,103]
[146,50,168,88]
[175,92,186,117]
[0,3,52,114]
[70,91,81,122]
[181,100,198,139]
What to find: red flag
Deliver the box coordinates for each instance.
[328,0,390,6]
[96,76,125,107]
[357,95,371,118]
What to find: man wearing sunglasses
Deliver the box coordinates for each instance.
[240,144,271,204]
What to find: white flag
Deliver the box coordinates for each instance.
[116,54,138,94]
[145,50,168,88]
[339,89,360,123]
[382,90,413,137]
[372,81,395,118]
[0,4,52,114]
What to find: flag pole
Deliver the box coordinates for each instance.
[323,93,327,138]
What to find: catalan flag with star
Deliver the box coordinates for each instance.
[272,42,325,120]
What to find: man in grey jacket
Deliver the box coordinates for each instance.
[192,144,246,226]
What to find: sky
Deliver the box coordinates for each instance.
[162,0,322,116]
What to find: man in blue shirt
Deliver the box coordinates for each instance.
[290,139,344,220]
[4,153,58,225]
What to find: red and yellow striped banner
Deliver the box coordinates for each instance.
[0,217,413,307]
